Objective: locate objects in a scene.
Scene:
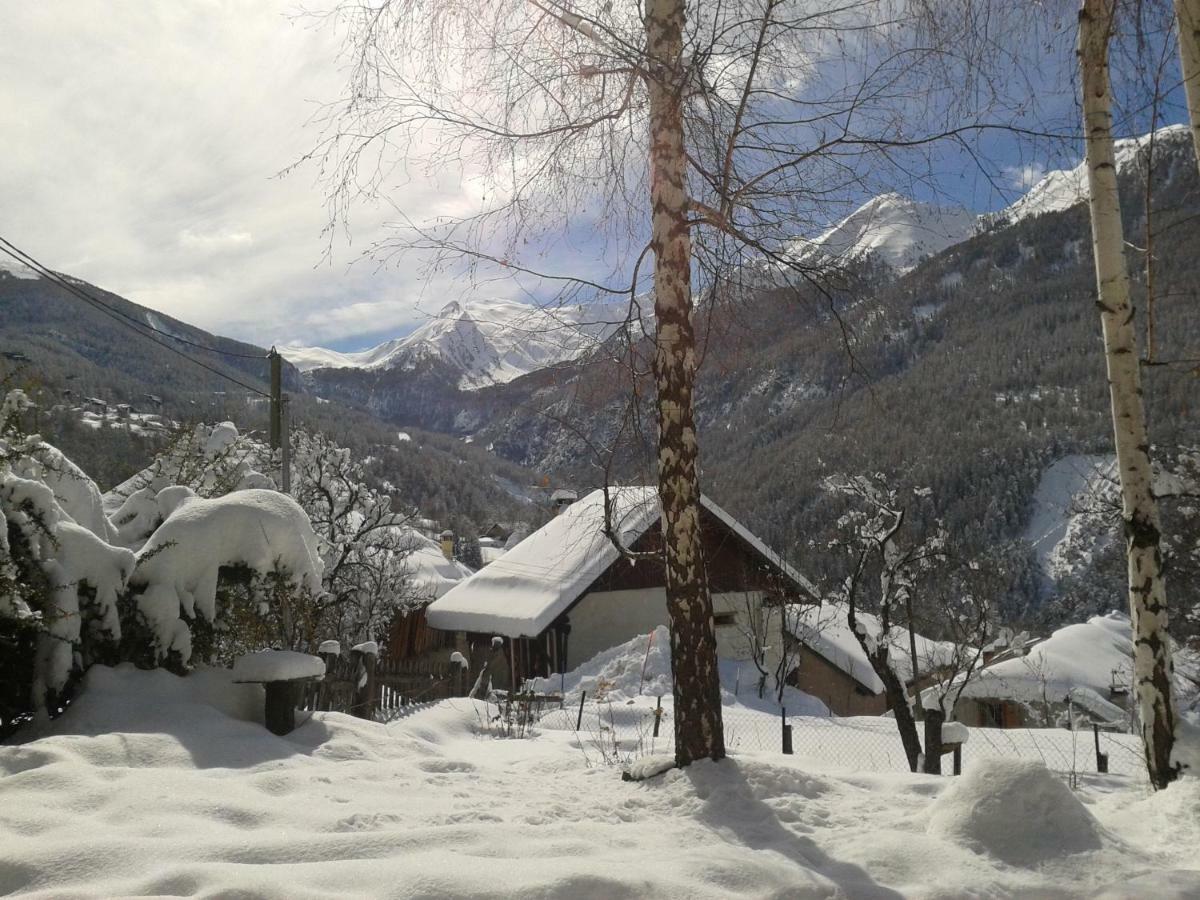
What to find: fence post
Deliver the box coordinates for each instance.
[576,690,587,731]
[781,707,793,755]
[953,745,962,776]
[319,648,339,711]
[653,695,663,738]
[350,649,377,720]
[922,707,945,774]
[1093,723,1109,773]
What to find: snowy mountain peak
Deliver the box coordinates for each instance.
[789,193,978,273]
[996,123,1191,226]
[284,296,650,389]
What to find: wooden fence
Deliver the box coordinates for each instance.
[300,651,469,720]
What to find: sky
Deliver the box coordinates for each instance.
[0,2,1187,354]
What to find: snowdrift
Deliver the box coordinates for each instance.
[2,664,1198,898]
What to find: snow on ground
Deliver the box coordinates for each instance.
[2,663,1197,899]
[1023,453,1115,579]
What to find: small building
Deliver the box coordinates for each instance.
[784,602,957,717]
[928,612,1143,730]
[426,486,817,688]
[480,522,513,543]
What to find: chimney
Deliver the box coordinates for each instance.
[439,529,455,561]
[550,489,578,515]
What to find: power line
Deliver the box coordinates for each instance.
[0,237,272,398]
[0,237,267,360]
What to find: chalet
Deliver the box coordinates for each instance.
[480,523,513,543]
[784,602,957,717]
[425,486,818,689]
[924,612,1148,730]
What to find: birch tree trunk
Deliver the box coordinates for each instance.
[645,0,725,767]
[1079,0,1180,789]
[1175,0,1200,166]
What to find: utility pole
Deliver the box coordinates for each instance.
[268,347,282,450]
[280,392,291,494]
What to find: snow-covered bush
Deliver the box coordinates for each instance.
[1,391,135,730]
[110,423,426,659]
[106,421,275,549]
[127,489,324,670]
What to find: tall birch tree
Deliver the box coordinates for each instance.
[303,0,1036,768]
[1175,0,1200,163]
[1079,0,1181,788]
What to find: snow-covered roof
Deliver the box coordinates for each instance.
[405,530,474,600]
[426,487,816,637]
[927,612,1141,722]
[785,602,957,694]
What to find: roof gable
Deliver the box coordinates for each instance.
[425,486,814,637]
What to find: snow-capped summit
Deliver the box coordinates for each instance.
[788,193,979,273]
[996,123,1190,225]
[284,296,650,389]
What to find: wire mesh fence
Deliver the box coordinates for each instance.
[524,694,1147,784]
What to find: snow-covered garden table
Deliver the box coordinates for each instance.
[232,650,327,735]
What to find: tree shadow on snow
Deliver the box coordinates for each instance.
[678,759,906,900]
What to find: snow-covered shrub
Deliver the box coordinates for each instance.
[113,423,426,653]
[0,391,135,730]
[127,489,324,670]
[106,421,275,550]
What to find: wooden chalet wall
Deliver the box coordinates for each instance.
[385,605,456,661]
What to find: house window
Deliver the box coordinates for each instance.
[713,612,737,627]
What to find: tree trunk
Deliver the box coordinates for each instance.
[1175,0,1200,166]
[905,594,922,721]
[1079,0,1180,789]
[848,603,922,771]
[876,650,924,772]
[645,0,725,768]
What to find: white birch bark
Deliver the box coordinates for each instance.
[1176,0,1200,167]
[645,0,725,767]
[1079,0,1180,789]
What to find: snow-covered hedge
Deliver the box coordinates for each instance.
[129,489,324,668]
[1,391,135,727]
[0,399,329,731]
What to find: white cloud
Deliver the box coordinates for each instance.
[0,2,486,349]
[1004,163,1048,190]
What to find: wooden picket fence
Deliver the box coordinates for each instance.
[299,652,468,720]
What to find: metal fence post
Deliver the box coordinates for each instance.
[576,690,587,731]
[781,707,793,755]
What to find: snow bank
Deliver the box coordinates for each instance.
[530,626,830,721]
[131,490,323,663]
[232,650,326,682]
[1,664,1189,898]
[927,758,1105,865]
